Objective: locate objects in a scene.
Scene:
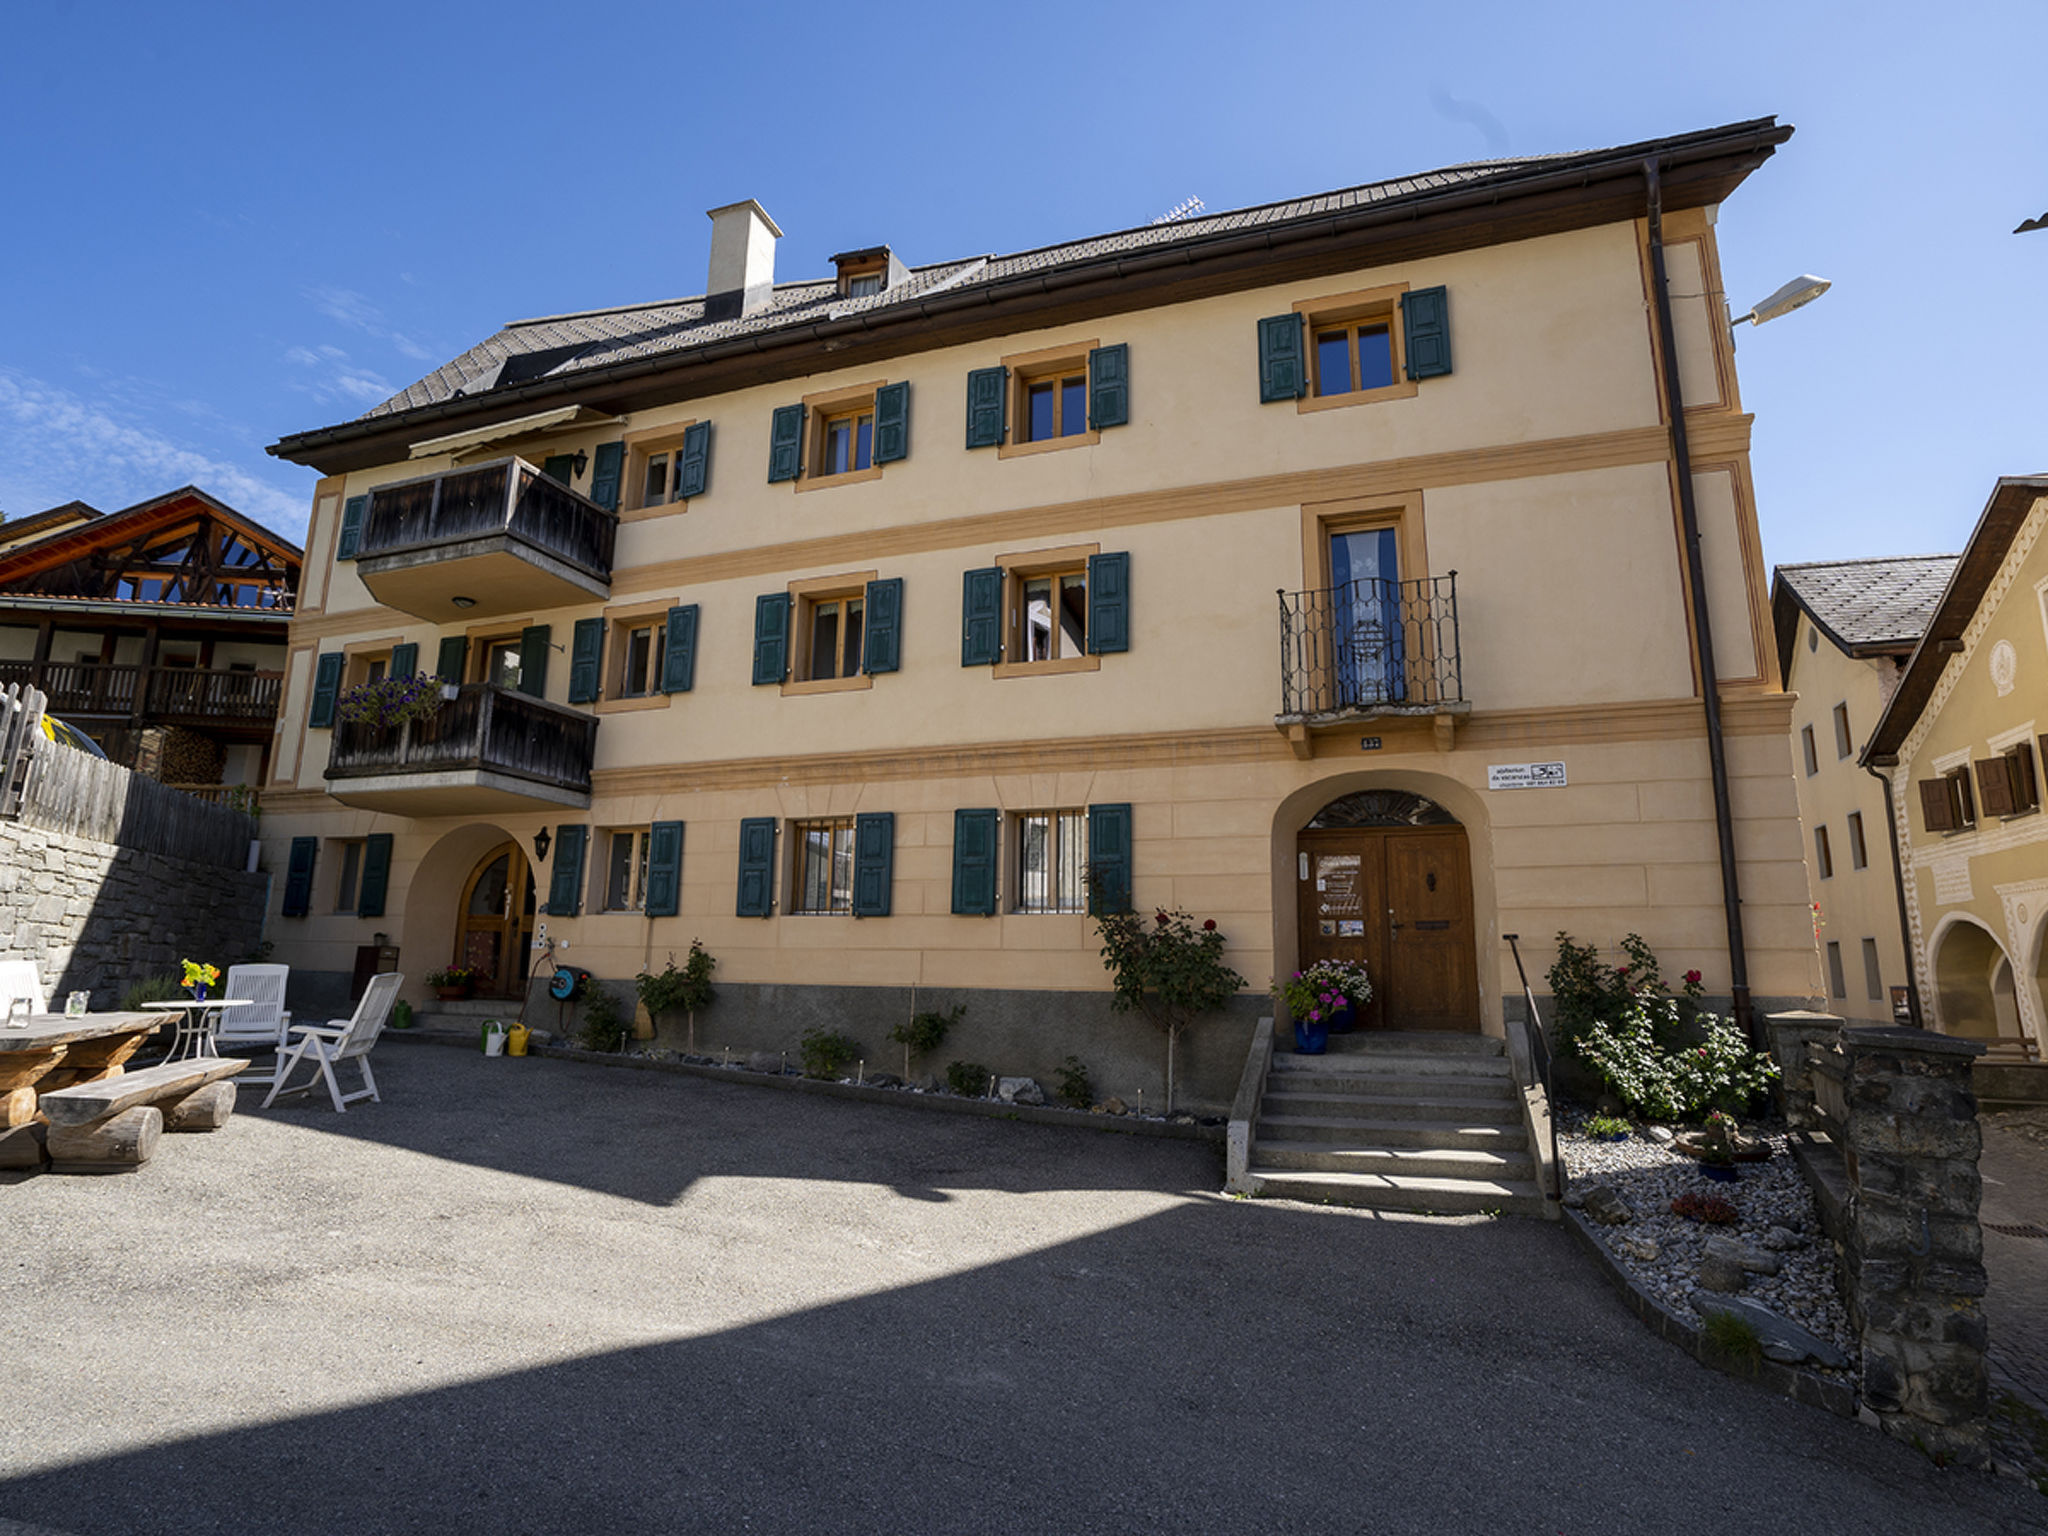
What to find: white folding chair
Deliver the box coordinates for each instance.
[261,972,402,1113]
[0,959,47,1017]
[217,963,292,1086]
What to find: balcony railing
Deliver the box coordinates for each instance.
[1277,573,1463,722]
[325,683,597,796]
[360,456,616,581]
[0,661,283,725]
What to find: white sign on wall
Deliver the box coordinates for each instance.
[1488,761,1568,791]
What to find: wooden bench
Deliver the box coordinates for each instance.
[35,1057,248,1174]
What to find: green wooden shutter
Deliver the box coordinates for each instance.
[389,642,418,679]
[645,821,684,918]
[1087,343,1129,429]
[589,441,626,510]
[541,454,577,487]
[1087,802,1133,915]
[281,837,318,917]
[951,808,999,916]
[677,420,712,499]
[357,833,394,918]
[1087,551,1130,655]
[752,593,790,685]
[435,635,469,683]
[518,625,550,698]
[863,578,903,675]
[767,404,806,483]
[336,496,367,560]
[965,367,1008,448]
[961,567,1003,666]
[547,824,587,916]
[662,604,699,693]
[309,651,344,728]
[568,617,604,704]
[1257,313,1307,402]
[1402,286,1452,380]
[873,381,911,464]
[736,817,777,917]
[853,812,895,917]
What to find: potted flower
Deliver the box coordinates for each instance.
[335,674,445,735]
[1276,959,1373,1055]
[425,966,474,1001]
[181,958,221,1001]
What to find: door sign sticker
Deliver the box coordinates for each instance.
[1487,761,1567,791]
[1319,920,1337,936]
[1338,920,1365,937]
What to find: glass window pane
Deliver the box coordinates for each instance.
[625,628,651,695]
[1057,811,1084,911]
[607,832,633,910]
[825,421,849,476]
[488,643,522,691]
[335,842,362,912]
[652,625,666,691]
[831,824,855,911]
[1061,376,1087,436]
[802,826,832,912]
[1058,574,1088,658]
[1028,381,1055,442]
[1356,324,1394,390]
[643,453,668,506]
[843,597,864,677]
[1315,330,1352,396]
[810,602,839,680]
[634,832,650,909]
[1024,577,1053,661]
[1019,814,1048,911]
[854,415,873,471]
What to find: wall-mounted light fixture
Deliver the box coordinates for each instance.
[533,827,552,864]
[451,595,477,609]
[570,449,589,478]
[1730,274,1831,329]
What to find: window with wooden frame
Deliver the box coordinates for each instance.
[967,340,1127,459]
[1862,937,1884,1001]
[769,380,909,490]
[1847,810,1868,871]
[332,839,365,914]
[1973,741,2041,819]
[1832,702,1853,760]
[1801,725,1819,777]
[623,421,709,517]
[478,635,525,691]
[601,827,651,913]
[989,545,1103,678]
[791,817,856,915]
[1826,940,1846,1000]
[1918,765,1977,833]
[1015,810,1086,914]
[1814,823,1833,880]
[1294,285,1421,412]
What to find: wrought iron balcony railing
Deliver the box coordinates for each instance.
[325,683,597,795]
[1277,573,1463,721]
[0,661,283,725]
[359,456,616,581]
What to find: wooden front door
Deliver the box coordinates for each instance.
[1296,824,1477,1032]
[456,842,535,999]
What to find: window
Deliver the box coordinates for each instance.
[771,573,898,693]
[1016,811,1086,913]
[819,405,873,477]
[1847,810,1868,871]
[1826,940,1846,1000]
[847,273,881,298]
[1974,742,2042,819]
[603,828,651,913]
[642,447,685,508]
[1919,766,1977,833]
[623,421,709,515]
[1862,937,1884,1002]
[1814,824,1833,879]
[1280,283,1426,412]
[482,638,524,692]
[973,340,1124,458]
[771,381,908,488]
[1801,725,1818,777]
[1023,367,1088,443]
[332,840,364,913]
[1314,318,1396,399]
[1020,573,1087,663]
[793,818,856,915]
[1833,702,1853,760]
[981,544,1124,678]
[619,620,667,697]
[804,592,864,681]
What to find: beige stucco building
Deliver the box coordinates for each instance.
[1864,479,2048,1065]
[260,118,1816,1111]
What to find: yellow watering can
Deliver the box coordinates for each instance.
[507,1023,530,1057]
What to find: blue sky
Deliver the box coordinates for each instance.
[2,1,2041,567]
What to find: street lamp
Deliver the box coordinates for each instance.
[1730,274,1831,329]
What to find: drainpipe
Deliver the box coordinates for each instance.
[1865,758,1926,1028]
[1643,157,1754,1039]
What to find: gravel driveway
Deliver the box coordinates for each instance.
[2,1041,2041,1535]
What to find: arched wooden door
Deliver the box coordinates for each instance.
[456,842,535,999]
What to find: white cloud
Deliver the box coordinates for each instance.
[306,284,434,363]
[283,344,393,407]
[0,369,312,538]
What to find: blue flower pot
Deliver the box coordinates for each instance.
[191,983,208,1002]
[1293,1018,1329,1055]
[1325,1001,1357,1035]
[1700,1163,1740,1183]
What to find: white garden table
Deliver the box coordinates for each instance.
[141,998,252,1063]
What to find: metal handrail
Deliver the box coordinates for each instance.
[1276,572,1463,721]
[1503,932,1562,1201]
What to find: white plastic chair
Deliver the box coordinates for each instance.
[0,960,47,1017]
[216,963,292,1085]
[261,972,402,1113]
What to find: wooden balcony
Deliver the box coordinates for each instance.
[0,660,283,730]
[354,456,616,622]
[323,682,596,815]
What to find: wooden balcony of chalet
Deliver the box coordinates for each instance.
[323,682,597,815]
[0,660,283,733]
[354,457,616,622]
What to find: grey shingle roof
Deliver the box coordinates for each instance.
[358,155,1581,423]
[1777,556,1958,649]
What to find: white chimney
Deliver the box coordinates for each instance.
[705,199,782,320]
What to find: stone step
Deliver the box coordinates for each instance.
[1252,1140,1535,1181]
[416,998,521,1019]
[1271,1051,1512,1081]
[1257,1102,1523,1142]
[1246,1168,1549,1217]
[1260,1088,1519,1125]
[1254,1113,1526,1151]
[1314,1031,1503,1057]
[1263,1070,1516,1104]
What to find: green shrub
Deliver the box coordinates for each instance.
[1701,1309,1763,1363]
[1575,1000,1777,1123]
[1092,895,1245,1113]
[1583,1114,1631,1139]
[636,940,716,1025]
[121,975,181,1011]
[799,1028,862,1080]
[577,986,629,1052]
[889,1004,962,1075]
[1055,1055,1093,1110]
[945,1060,992,1097]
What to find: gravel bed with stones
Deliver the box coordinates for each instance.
[1561,1111,1859,1383]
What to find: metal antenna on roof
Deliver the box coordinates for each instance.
[1150,196,1205,226]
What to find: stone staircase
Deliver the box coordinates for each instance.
[402,997,518,1044]
[1242,1032,1549,1216]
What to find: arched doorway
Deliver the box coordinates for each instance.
[1931,919,2010,1041]
[1296,790,1478,1032]
[456,842,536,999]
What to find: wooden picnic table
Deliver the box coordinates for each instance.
[0,1012,161,1130]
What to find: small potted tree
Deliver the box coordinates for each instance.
[1091,888,1245,1114]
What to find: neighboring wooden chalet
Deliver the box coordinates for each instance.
[0,487,302,796]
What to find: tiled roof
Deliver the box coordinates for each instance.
[358,154,1586,423]
[1776,556,1958,649]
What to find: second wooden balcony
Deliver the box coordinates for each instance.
[323,683,596,816]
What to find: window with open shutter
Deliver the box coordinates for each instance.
[1258,314,1307,402]
[961,568,1003,666]
[337,496,367,561]
[358,833,393,918]
[1975,757,2018,819]
[1086,802,1132,915]
[1087,343,1129,430]
[547,825,587,916]
[389,642,418,679]
[854,812,894,917]
[753,594,790,685]
[309,652,344,728]
[965,367,1008,448]
[589,441,625,511]
[645,821,683,918]
[1087,552,1130,654]
[873,381,910,464]
[1918,778,1957,833]
[568,618,604,704]
[768,404,806,483]
[678,421,712,499]
[951,808,999,915]
[282,837,318,917]
[436,636,469,683]
[518,626,551,698]
[736,817,777,916]
[863,578,903,675]
[663,604,699,693]
[542,454,577,487]
[1401,286,1452,380]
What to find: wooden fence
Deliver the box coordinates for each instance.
[1,683,258,869]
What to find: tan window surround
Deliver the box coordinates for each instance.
[341,636,403,690]
[460,616,539,689]
[595,596,680,715]
[836,255,887,297]
[1299,490,1428,596]
[596,825,653,914]
[795,381,888,493]
[789,815,857,915]
[620,420,702,523]
[993,542,1101,679]
[1293,283,1418,414]
[783,570,877,696]
[996,339,1101,460]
